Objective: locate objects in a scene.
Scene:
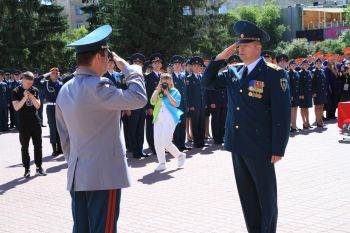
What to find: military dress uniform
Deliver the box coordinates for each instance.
[203,20,290,233]
[36,71,63,156]
[171,55,189,151]
[312,67,327,106]
[127,53,148,158]
[299,62,313,109]
[145,53,163,154]
[56,25,148,233]
[186,56,207,148]
[0,76,9,131]
[288,62,301,108]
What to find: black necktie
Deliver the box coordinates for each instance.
[242,66,248,80]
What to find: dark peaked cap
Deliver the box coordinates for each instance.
[234,20,270,44]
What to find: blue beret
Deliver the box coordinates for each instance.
[67,25,112,54]
[150,53,164,63]
[234,20,270,44]
[227,55,241,64]
[276,54,289,63]
[190,56,204,66]
[171,55,184,64]
[130,53,145,64]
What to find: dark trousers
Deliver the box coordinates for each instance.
[19,126,43,170]
[9,104,17,128]
[173,113,186,148]
[0,106,8,131]
[70,189,121,233]
[47,105,60,144]
[128,109,145,155]
[38,94,44,124]
[190,108,205,146]
[211,107,227,143]
[146,115,155,152]
[121,114,130,151]
[232,153,278,233]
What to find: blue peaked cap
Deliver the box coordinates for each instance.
[67,25,112,54]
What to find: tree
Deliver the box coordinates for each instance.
[229,0,286,50]
[0,0,69,71]
[274,39,314,58]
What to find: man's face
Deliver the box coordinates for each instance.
[50,71,59,81]
[14,73,21,81]
[278,61,288,69]
[315,61,322,69]
[22,79,33,88]
[192,64,202,74]
[152,61,162,71]
[289,64,295,70]
[302,64,309,70]
[173,62,182,73]
[108,60,115,70]
[238,42,261,62]
[186,64,192,73]
[263,56,273,63]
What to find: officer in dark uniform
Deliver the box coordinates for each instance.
[299,59,313,129]
[36,67,63,156]
[276,54,289,70]
[226,54,242,65]
[312,58,327,127]
[127,53,149,158]
[261,50,274,63]
[206,78,227,144]
[8,69,21,129]
[288,59,301,132]
[145,53,163,155]
[186,56,208,148]
[203,20,290,233]
[171,55,191,151]
[0,69,9,131]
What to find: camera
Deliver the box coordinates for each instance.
[161,82,169,90]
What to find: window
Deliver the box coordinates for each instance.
[75,6,84,16]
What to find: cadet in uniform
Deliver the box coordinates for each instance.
[203,20,290,233]
[288,59,301,132]
[128,53,149,158]
[186,56,208,148]
[56,25,147,233]
[36,68,63,156]
[8,69,21,128]
[261,50,274,63]
[312,58,327,127]
[145,53,163,155]
[299,59,314,129]
[276,54,289,70]
[0,70,9,131]
[171,55,191,151]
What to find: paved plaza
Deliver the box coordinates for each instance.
[0,108,349,233]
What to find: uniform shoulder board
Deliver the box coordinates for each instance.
[266,62,282,71]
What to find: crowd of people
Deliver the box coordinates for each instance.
[1,47,350,175]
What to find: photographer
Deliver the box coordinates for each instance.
[340,62,350,102]
[12,71,46,178]
[150,73,186,171]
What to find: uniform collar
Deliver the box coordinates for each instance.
[244,57,262,75]
[74,68,98,77]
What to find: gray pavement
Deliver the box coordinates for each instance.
[0,107,349,233]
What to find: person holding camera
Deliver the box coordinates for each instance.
[151,73,186,171]
[12,71,46,178]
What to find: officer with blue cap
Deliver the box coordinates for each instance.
[56,25,147,233]
[145,53,164,155]
[171,55,191,151]
[203,20,291,233]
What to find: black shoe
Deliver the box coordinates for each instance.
[290,128,297,133]
[36,167,47,176]
[24,169,30,178]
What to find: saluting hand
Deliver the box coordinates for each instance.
[215,43,239,61]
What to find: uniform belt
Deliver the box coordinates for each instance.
[46,102,56,106]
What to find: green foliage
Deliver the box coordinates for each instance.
[230,0,286,50]
[313,39,344,54]
[274,39,314,58]
[0,0,69,71]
